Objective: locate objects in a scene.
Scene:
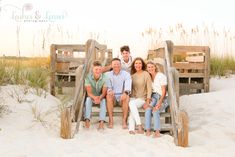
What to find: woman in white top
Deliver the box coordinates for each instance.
[144,61,169,137]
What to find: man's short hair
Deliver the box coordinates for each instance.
[120,45,130,53]
[92,60,102,67]
[111,58,121,62]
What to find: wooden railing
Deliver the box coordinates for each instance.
[148,43,210,96]
[149,40,188,147]
[71,40,112,136]
[51,40,112,138]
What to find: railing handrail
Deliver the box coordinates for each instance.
[72,39,110,136]
[163,41,181,146]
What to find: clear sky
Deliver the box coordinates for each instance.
[0,0,235,57]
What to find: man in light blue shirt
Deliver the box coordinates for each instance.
[106,58,132,129]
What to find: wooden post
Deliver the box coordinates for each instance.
[204,47,210,92]
[171,67,180,105]
[164,41,179,145]
[73,39,95,122]
[166,40,174,65]
[73,40,98,135]
[72,65,84,122]
[50,44,56,96]
[60,107,71,139]
[178,110,189,147]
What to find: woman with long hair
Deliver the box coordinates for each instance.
[145,61,169,137]
[128,57,152,134]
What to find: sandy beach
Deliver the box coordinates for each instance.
[1,75,235,157]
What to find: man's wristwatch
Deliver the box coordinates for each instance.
[124,90,131,96]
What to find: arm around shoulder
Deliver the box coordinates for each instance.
[124,71,132,92]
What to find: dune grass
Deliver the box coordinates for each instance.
[0,95,7,117]
[0,57,50,93]
[210,55,235,76]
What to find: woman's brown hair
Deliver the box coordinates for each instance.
[130,57,146,75]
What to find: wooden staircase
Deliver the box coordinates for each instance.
[90,41,184,136]
[57,40,188,147]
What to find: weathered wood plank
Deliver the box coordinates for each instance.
[55,81,75,87]
[204,47,210,92]
[55,72,76,76]
[173,63,205,70]
[55,44,85,52]
[186,55,204,62]
[91,107,171,117]
[179,73,205,78]
[60,107,71,139]
[160,124,173,131]
[50,44,56,96]
[178,110,188,147]
[179,83,204,89]
[171,67,180,105]
[73,40,105,135]
[165,40,179,146]
[56,57,86,63]
[173,46,209,55]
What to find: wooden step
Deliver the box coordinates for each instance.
[91,106,171,117]
[90,106,172,132]
[160,124,173,132]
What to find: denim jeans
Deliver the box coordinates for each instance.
[145,93,169,131]
[84,97,106,121]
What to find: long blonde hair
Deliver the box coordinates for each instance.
[146,60,159,72]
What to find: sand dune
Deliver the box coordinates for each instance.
[0,76,235,157]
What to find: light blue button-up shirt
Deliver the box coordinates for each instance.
[106,70,132,95]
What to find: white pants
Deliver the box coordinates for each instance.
[128,98,145,131]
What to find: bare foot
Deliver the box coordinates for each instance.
[122,124,128,129]
[84,119,90,129]
[146,130,151,136]
[136,125,144,134]
[98,121,104,130]
[122,122,128,129]
[129,131,135,135]
[153,131,161,138]
[107,122,113,129]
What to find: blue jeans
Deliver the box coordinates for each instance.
[84,97,106,121]
[145,93,169,131]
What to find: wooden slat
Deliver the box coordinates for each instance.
[55,72,76,76]
[55,81,75,87]
[91,107,171,117]
[160,124,173,131]
[179,83,204,89]
[173,63,205,70]
[179,73,205,78]
[57,57,86,63]
[50,45,56,96]
[95,44,107,50]
[92,112,171,117]
[173,46,210,55]
[186,56,204,62]
[55,44,85,52]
